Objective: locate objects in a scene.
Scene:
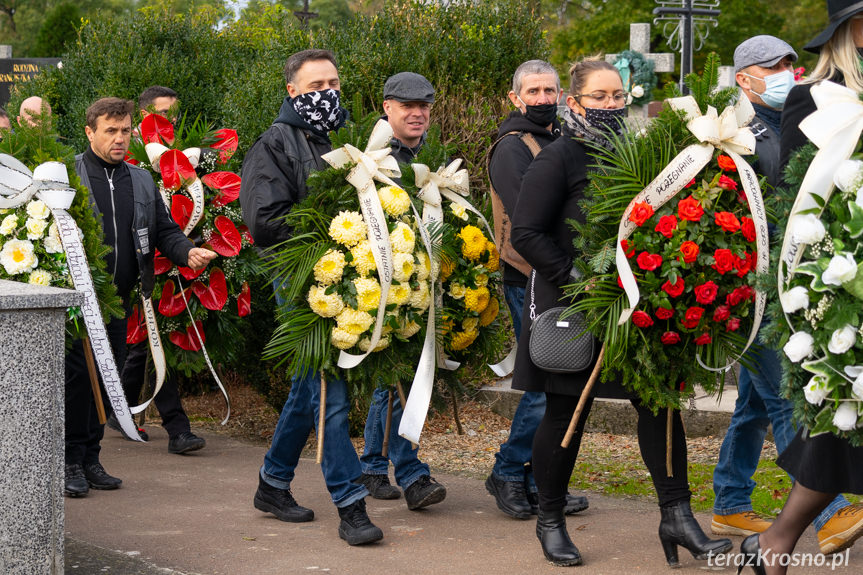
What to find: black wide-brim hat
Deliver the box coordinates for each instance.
[804,0,863,53]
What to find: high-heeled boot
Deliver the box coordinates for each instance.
[536,507,583,566]
[737,533,767,575]
[658,500,733,567]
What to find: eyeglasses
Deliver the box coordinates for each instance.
[575,91,631,105]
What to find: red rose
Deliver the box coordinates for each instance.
[713,305,730,322]
[684,178,696,188]
[694,333,712,345]
[677,196,704,222]
[661,331,681,345]
[682,306,704,329]
[617,276,624,289]
[735,252,755,278]
[637,251,663,271]
[621,239,636,258]
[737,190,748,204]
[654,215,678,239]
[655,307,675,320]
[694,281,718,305]
[628,202,654,227]
[712,249,735,275]
[632,311,654,328]
[717,155,737,172]
[680,241,700,264]
[726,317,741,332]
[662,276,685,298]
[718,175,738,191]
[726,285,755,306]
[741,217,756,242]
[715,212,741,233]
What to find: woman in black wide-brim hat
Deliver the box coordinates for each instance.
[740,2,863,573]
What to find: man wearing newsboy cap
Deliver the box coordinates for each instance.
[381,72,436,163]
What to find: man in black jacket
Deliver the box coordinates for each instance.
[240,49,384,546]
[65,97,216,498]
[485,60,588,519]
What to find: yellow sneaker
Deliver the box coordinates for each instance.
[818,503,863,555]
[711,511,772,536]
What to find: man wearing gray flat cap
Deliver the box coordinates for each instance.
[381,71,435,163]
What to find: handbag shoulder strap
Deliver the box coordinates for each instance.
[529,269,537,321]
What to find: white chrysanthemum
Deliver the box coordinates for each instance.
[448,282,466,299]
[329,211,367,247]
[26,200,50,220]
[307,285,345,318]
[397,318,422,338]
[410,281,431,311]
[27,269,51,286]
[387,282,412,305]
[390,221,416,254]
[0,214,18,236]
[313,249,347,285]
[335,308,375,335]
[350,241,377,276]
[25,217,48,240]
[392,252,415,282]
[331,327,360,349]
[450,202,469,221]
[378,185,411,217]
[0,239,38,275]
[416,251,431,281]
[358,335,390,352]
[353,277,382,312]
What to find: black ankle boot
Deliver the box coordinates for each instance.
[737,533,767,575]
[536,508,583,566]
[658,500,733,567]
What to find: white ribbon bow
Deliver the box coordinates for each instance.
[0,155,75,209]
[322,120,402,189]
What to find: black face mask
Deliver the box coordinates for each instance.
[521,102,558,127]
[583,106,627,136]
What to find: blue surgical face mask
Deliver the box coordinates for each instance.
[743,70,795,110]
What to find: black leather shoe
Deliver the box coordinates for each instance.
[83,462,122,490]
[404,475,446,510]
[64,464,89,497]
[536,507,583,566]
[168,431,206,454]
[106,413,149,441]
[337,498,384,545]
[659,500,733,567]
[487,474,532,519]
[254,475,314,522]
[737,533,767,575]
[358,473,401,500]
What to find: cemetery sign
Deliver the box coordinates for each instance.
[0,58,61,107]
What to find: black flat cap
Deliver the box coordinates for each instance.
[383,72,435,103]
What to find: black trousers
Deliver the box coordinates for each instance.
[121,340,191,438]
[65,317,127,465]
[533,392,691,511]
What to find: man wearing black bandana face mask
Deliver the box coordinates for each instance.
[241,50,384,547]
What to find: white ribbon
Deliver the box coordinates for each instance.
[614,96,769,371]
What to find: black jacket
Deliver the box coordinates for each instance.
[750,113,781,192]
[239,97,337,249]
[75,153,192,301]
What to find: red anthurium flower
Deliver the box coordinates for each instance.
[632,310,654,328]
[178,264,206,281]
[680,241,700,264]
[126,305,148,344]
[718,175,738,191]
[741,217,756,242]
[694,333,712,345]
[192,268,228,311]
[656,307,674,320]
[153,249,172,275]
[238,224,255,245]
[654,215,678,239]
[169,320,205,351]
[124,150,139,166]
[202,172,242,207]
[713,305,731,322]
[207,216,242,256]
[636,251,663,271]
[661,331,680,345]
[628,202,654,226]
[140,113,175,145]
[158,279,189,317]
[677,196,704,222]
[726,317,741,332]
[715,212,741,233]
[211,128,239,164]
[621,239,635,258]
[617,276,624,289]
[237,281,251,317]
[712,249,735,275]
[694,281,718,305]
[159,149,197,191]
[662,276,685,298]
[682,306,704,329]
[170,194,194,230]
[717,155,737,172]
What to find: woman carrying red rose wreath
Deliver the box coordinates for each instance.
[510,57,732,568]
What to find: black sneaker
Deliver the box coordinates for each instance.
[106,413,149,442]
[404,475,446,511]
[253,475,314,522]
[83,462,122,490]
[358,473,401,500]
[527,490,589,515]
[486,474,532,519]
[337,498,384,545]
[168,431,206,454]
[64,464,89,498]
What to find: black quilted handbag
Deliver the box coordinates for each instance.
[528,270,596,373]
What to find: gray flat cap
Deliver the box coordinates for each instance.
[734,35,798,73]
[383,72,435,103]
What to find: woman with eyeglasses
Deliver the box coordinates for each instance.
[510,57,732,568]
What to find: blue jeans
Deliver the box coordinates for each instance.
[492,283,546,488]
[261,370,368,508]
[712,345,849,530]
[361,387,429,489]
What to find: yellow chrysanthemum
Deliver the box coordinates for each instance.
[415,251,431,281]
[392,252,415,282]
[462,317,479,332]
[28,269,52,286]
[439,256,455,281]
[350,241,377,276]
[464,286,490,313]
[474,272,489,287]
[358,335,390,352]
[459,225,487,261]
[387,282,412,305]
[390,222,416,254]
[449,202,469,221]
[378,185,411,217]
[353,277,382,312]
[307,285,345,318]
[410,281,431,311]
[397,318,422,338]
[484,242,500,272]
[335,308,375,335]
[329,211,367,247]
[449,329,479,351]
[313,249,346,285]
[479,296,499,326]
[331,327,360,349]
